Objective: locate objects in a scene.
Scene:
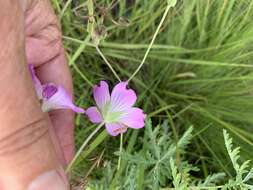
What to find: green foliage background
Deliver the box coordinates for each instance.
[53,0,253,189]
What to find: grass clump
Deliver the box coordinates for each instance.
[53,0,253,189]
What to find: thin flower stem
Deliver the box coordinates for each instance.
[117,3,175,168]
[66,122,105,173]
[117,133,123,170]
[95,45,122,82]
[59,0,72,19]
[127,4,173,83]
[95,44,124,175]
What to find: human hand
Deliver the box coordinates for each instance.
[25,0,76,165]
[0,0,75,189]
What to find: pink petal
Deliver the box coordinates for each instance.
[42,85,85,113]
[93,81,110,110]
[105,123,128,136]
[28,64,43,99]
[110,82,137,112]
[119,108,146,129]
[86,106,103,123]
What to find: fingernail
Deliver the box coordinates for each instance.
[27,170,68,190]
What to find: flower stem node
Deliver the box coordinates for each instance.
[167,0,177,7]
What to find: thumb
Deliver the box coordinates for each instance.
[0,115,69,190]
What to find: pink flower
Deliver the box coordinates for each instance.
[28,64,85,113]
[86,81,146,136]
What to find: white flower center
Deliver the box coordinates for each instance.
[102,101,124,123]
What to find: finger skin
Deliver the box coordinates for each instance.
[49,109,75,164]
[0,1,68,189]
[25,0,76,164]
[37,45,75,165]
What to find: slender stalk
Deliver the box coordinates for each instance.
[127,4,173,82]
[72,64,93,87]
[66,122,105,173]
[117,133,123,170]
[94,46,124,172]
[115,0,177,173]
[69,35,91,66]
[95,45,122,82]
[95,38,124,175]
[60,0,72,19]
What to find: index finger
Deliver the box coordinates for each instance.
[25,0,76,165]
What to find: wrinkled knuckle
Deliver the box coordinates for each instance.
[0,118,48,156]
[31,0,63,55]
[45,24,63,55]
[46,10,62,44]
